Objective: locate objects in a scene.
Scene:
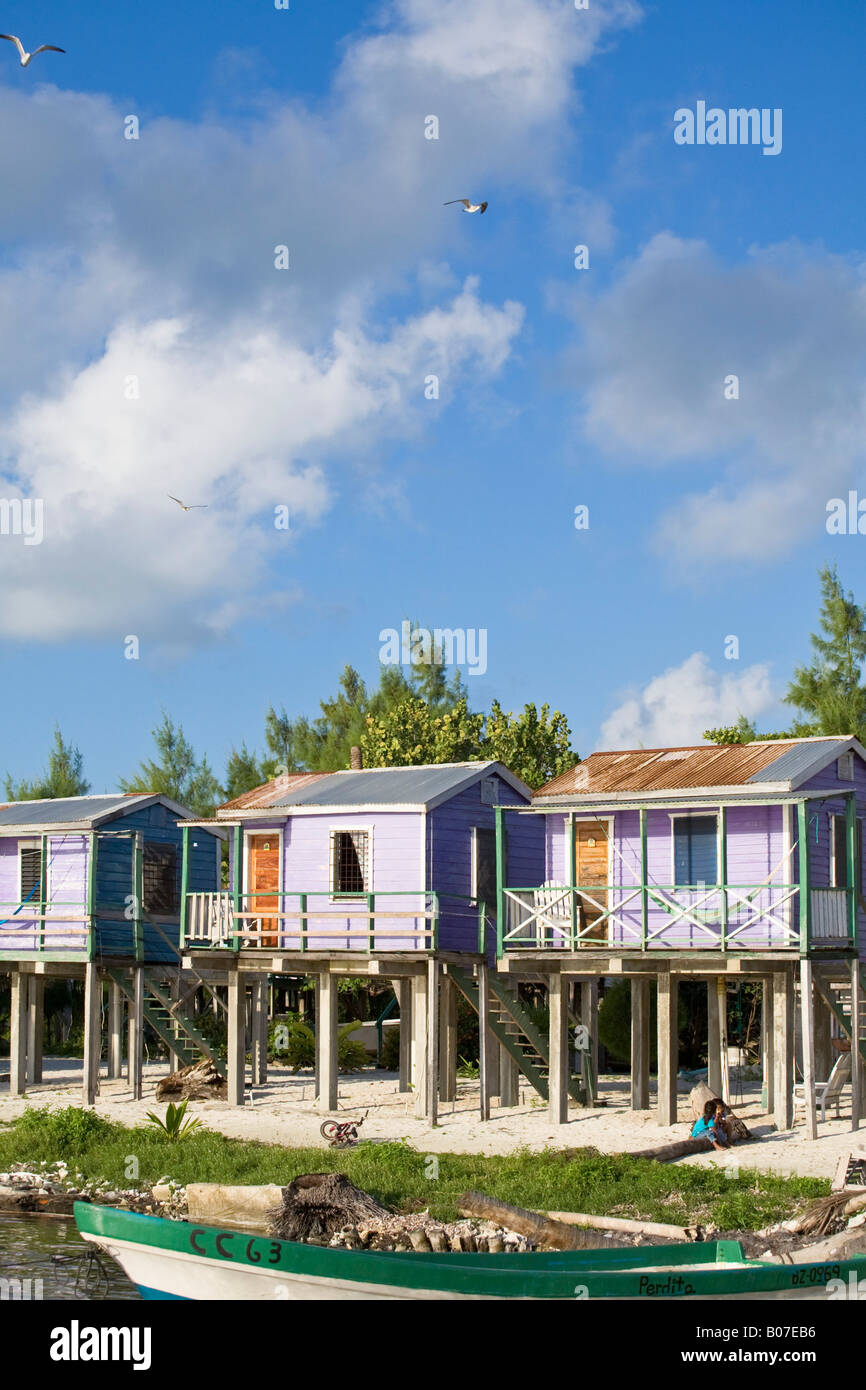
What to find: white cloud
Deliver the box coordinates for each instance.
[0,283,522,641]
[0,0,638,642]
[572,235,866,564]
[600,651,776,749]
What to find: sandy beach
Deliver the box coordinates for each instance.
[1,1057,861,1181]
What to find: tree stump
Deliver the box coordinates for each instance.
[155,1058,226,1101]
[268,1172,392,1243]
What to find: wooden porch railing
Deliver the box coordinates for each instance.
[183,889,444,951]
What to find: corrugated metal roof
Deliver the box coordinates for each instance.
[534,739,851,800]
[219,772,330,812]
[219,762,515,813]
[0,794,146,827]
[746,740,848,783]
[271,763,498,808]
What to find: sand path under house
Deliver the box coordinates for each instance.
[1,1057,862,1181]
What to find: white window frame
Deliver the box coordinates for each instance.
[329,826,373,901]
[471,825,498,901]
[668,812,720,888]
[829,812,848,889]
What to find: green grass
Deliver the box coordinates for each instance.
[0,1106,829,1230]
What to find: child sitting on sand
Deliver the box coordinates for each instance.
[691,1098,730,1150]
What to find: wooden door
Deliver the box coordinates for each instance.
[248,834,280,947]
[575,821,609,941]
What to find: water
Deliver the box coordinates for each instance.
[0,1214,141,1301]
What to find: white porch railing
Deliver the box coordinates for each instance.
[186,891,235,945]
[501,881,803,952]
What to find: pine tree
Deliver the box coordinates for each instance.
[5,728,90,800]
[120,713,222,818]
[783,565,866,740]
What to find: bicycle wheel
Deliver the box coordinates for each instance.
[320,1121,339,1141]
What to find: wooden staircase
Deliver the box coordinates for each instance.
[449,964,587,1104]
[105,965,224,1074]
[812,964,866,1066]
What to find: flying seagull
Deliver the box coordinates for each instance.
[168,495,208,512]
[0,34,65,67]
[444,198,488,215]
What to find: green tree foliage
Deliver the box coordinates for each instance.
[702,716,758,745]
[783,564,866,741]
[120,713,222,818]
[224,743,267,800]
[361,695,576,788]
[263,650,468,774]
[484,700,575,787]
[5,727,90,800]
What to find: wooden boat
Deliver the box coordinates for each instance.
[75,1202,866,1300]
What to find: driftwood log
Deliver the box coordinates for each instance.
[689,1082,750,1141]
[457,1192,600,1250]
[544,1211,691,1241]
[269,1172,392,1242]
[628,1137,717,1162]
[155,1058,227,1101]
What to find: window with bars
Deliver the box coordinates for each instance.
[330,830,369,897]
[19,844,42,903]
[143,842,179,915]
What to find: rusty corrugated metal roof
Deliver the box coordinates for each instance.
[534,739,849,799]
[218,772,330,813]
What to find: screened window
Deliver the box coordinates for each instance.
[331,830,369,897]
[143,842,179,915]
[472,827,498,911]
[673,816,718,887]
[19,844,42,902]
[831,814,850,889]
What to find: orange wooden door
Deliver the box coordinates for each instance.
[575,822,609,940]
[248,834,280,947]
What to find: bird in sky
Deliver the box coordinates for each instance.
[0,34,65,67]
[168,496,208,512]
[444,198,488,215]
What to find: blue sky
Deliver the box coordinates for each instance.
[1,0,865,790]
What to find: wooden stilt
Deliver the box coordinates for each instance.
[82,963,101,1106]
[772,967,794,1131]
[9,971,27,1097]
[478,961,490,1121]
[813,986,834,1082]
[580,979,599,1104]
[26,976,44,1085]
[397,979,412,1093]
[487,1027,501,1099]
[439,974,457,1103]
[167,973,181,1074]
[500,1044,519,1107]
[317,969,338,1113]
[630,976,650,1110]
[412,971,429,1119]
[707,978,722,1097]
[657,973,678,1126]
[129,966,143,1101]
[426,957,439,1126]
[548,972,569,1125]
[799,959,818,1141]
[227,972,246,1107]
[762,976,775,1115]
[108,980,124,1079]
[851,957,862,1133]
[252,979,268,1085]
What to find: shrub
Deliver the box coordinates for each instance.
[12,1105,114,1154]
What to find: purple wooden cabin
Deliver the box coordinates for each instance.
[498,737,866,957]
[182,761,540,955]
